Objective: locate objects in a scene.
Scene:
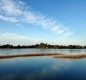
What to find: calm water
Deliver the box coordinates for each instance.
[0,49,86,55]
[0,49,86,80]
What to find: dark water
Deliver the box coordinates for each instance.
[0,49,86,80]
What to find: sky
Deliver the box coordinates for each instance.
[0,0,86,45]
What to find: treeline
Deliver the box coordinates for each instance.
[0,43,86,49]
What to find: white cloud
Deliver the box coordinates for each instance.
[0,0,73,37]
[0,0,22,16]
[0,15,18,23]
[0,33,42,45]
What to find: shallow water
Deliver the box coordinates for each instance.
[0,49,86,80]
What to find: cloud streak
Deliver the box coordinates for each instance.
[0,0,73,37]
[0,15,18,23]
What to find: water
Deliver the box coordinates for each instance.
[0,49,86,80]
[0,49,86,55]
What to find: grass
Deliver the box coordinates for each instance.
[53,54,86,59]
[0,53,62,59]
[0,53,86,59]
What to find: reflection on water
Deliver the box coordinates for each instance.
[0,49,86,55]
[0,49,86,80]
[0,57,86,80]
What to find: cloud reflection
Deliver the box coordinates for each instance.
[0,57,73,80]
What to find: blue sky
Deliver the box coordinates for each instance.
[0,0,86,45]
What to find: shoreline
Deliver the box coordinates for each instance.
[0,53,86,59]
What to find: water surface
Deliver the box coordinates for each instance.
[0,49,86,80]
[0,49,86,55]
[0,57,86,80]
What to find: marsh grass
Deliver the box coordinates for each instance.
[0,53,86,59]
[0,53,62,59]
[54,54,86,59]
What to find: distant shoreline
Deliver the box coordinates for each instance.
[0,53,86,59]
[0,48,86,49]
[0,43,86,49]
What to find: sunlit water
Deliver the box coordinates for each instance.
[0,49,86,80]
